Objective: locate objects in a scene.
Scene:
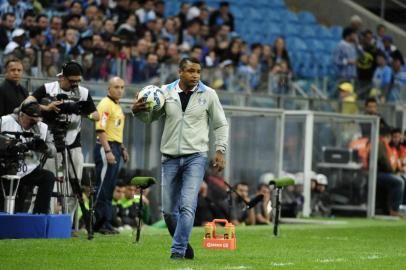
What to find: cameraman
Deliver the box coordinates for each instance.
[0,100,56,213]
[27,61,99,215]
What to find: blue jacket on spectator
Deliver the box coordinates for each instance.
[333,40,357,79]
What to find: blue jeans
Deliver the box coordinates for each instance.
[94,142,122,227]
[377,172,405,211]
[161,152,208,255]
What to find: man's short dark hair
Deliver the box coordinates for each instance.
[179,57,201,70]
[380,125,392,136]
[220,1,229,7]
[342,27,356,39]
[257,183,268,191]
[391,128,401,134]
[365,97,377,107]
[23,10,35,20]
[2,12,15,21]
[60,61,83,76]
[235,181,249,189]
[4,57,22,69]
[29,27,42,39]
[36,14,48,22]
[392,50,405,66]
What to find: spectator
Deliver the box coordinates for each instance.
[237,53,262,91]
[389,128,406,184]
[376,125,405,217]
[137,52,159,83]
[372,51,392,102]
[255,183,271,225]
[25,27,45,63]
[0,57,27,116]
[272,37,290,69]
[209,1,234,33]
[375,24,386,51]
[187,1,205,21]
[190,44,202,62]
[363,97,390,131]
[119,183,139,228]
[116,13,139,42]
[154,0,165,19]
[270,61,291,95]
[224,38,241,66]
[136,0,156,24]
[382,35,397,63]
[161,17,178,44]
[181,18,202,48]
[0,0,29,27]
[333,27,358,80]
[214,24,231,60]
[36,14,48,31]
[338,82,358,114]
[194,182,217,226]
[227,182,256,226]
[101,19,116,41]
[111,184,125,228]
[4,28,25,56]
[0,12,15,50]
[357,30,378,93]
[45,15,63,47]
[349,15,363,38]
[41,49,58,77]
[390,50,406,102]
[59,28,84,58]
[21,10,35,32]
[310,174,331,217]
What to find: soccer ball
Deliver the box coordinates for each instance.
[138,85,165,111]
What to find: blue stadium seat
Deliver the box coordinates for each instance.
[315,25,333,40]
[265,10,283,22]
[305,39,324,53]
[282,23,300,38]
[268,0,286,8]
[330,26,343,40]
[300,25,317,39]
[297,11,317,25]
[286,37,308,52]
[281,10,299,24]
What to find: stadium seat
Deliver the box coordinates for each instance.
[316,25,334,40]
[282,23,300,38]
[330,26,343,40]
[268,0,286,8]
[297,11,317,25]
[281,10,299,24]
[300,25,317,39]
[306,39,324,53]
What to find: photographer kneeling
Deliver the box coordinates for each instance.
[26,61,99,216]
[0,100,56,213]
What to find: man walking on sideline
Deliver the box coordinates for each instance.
[132,57,229,259]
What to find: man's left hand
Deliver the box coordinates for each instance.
[213,150,225,172]
[122,148,129,162]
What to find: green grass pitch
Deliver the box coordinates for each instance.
[1,218,406,270]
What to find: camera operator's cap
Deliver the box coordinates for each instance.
[56,61,83,77]
[20,100,41,118]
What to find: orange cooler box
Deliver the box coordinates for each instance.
[202,219,236,250]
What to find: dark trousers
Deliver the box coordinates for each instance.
[15,168,55,214]
[94,142,121,227]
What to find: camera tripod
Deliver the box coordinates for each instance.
[43,141,95,240]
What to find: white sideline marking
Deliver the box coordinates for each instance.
[361,255,382,260]
[317,258,345,263]
[223,266,251,269]
[271,262,294,267]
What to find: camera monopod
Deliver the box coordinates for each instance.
[130,176,156,243]
[269,177,295,236]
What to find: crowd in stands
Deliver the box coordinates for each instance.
[333,18,406,103]
[0,0,404,102]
